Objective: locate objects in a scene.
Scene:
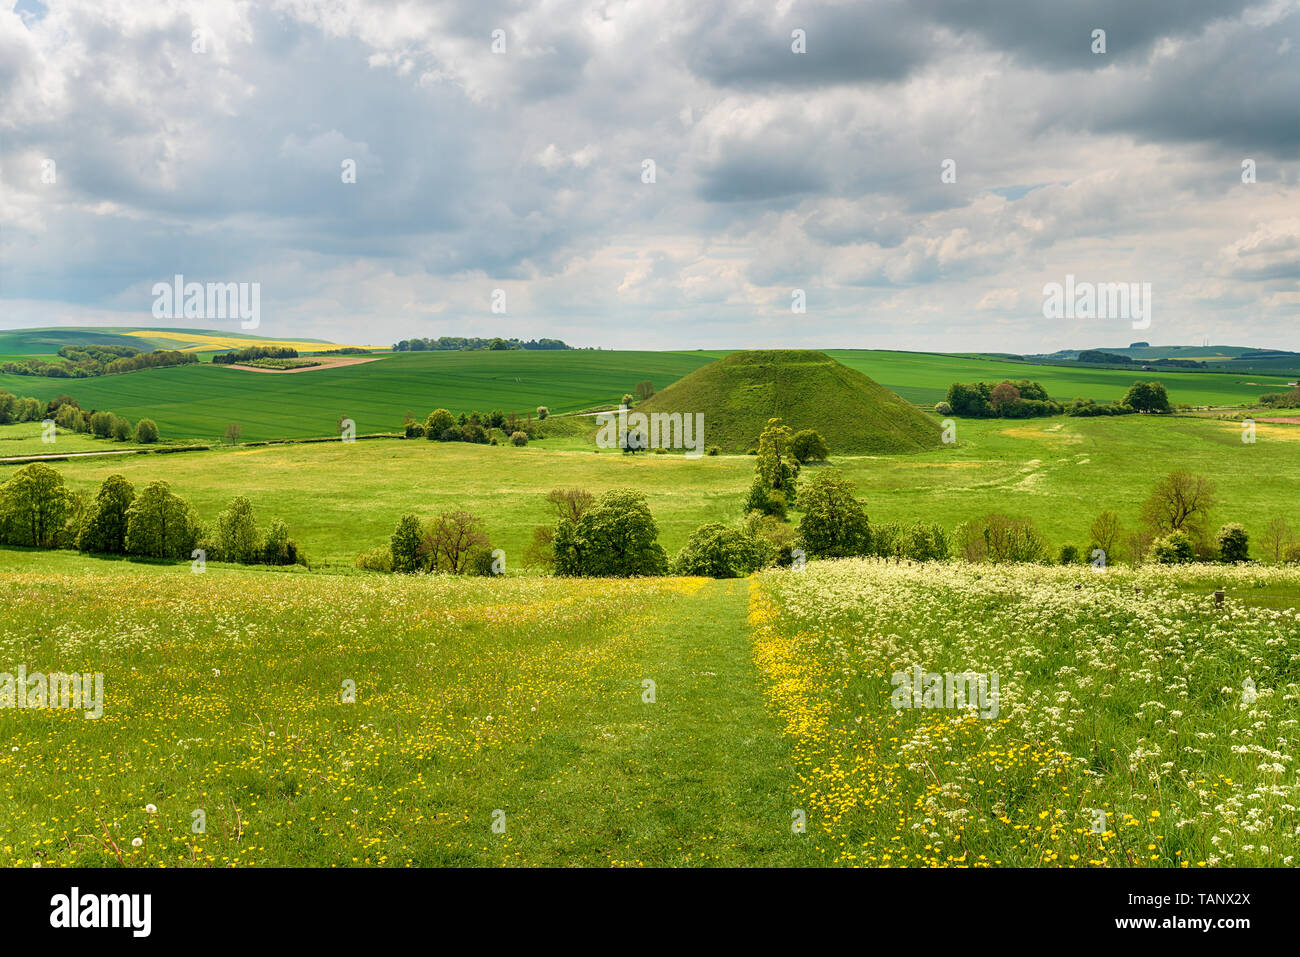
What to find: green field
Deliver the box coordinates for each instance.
[2,344,1291,445]
[4,413,1297,568]
[0,421,160,459]
[0,350,720,443]
[752,559,1300,866]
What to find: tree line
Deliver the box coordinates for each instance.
[1,345,196,378]
[938,379,1172,418]
[1259,385,1300,409]
[212,345,299,364]
[359,416,1291,579]
[1077,350,1204,369]
[0,464,303,566]
[0,392,160,444]
[391,337,573,352]
[402,408,538,446]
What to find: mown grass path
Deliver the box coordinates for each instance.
[481,578,821,866]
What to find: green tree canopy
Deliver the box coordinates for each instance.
[0,462,71,548]
[214,496,261,564]
[672,522,765,578]
[390,514,424,573]
[554,488,667,577]
[1123,380,1172,413]
[795,468,871,559]
[76,474,136,554]
[790,429,829,464]
[124,481,201,560]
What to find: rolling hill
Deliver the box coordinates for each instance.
[637,349,943,454]
[0,326,351,361]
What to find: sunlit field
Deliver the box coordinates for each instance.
[5,413,1297,567]
[751,559,1300,867]
[0,551,815,868]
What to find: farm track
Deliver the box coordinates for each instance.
[513,577,821,865]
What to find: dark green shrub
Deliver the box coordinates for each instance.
[672,523,764,578]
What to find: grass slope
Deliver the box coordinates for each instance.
[639,350,943,454]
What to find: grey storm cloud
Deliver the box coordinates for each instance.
[915,0,1262,68]
[1087,5,1300,153]
[0,0,1296,351]
[684,0,936,88]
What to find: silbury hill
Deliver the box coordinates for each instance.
[637,349,944,454]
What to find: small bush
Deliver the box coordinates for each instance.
[464,544,498,576]
[706,446,720,456]
[743,476,786,520]
[354,546,393,572]
[261,518,304,566]
[537,406,549,420]
[741,512,796,568]
[901,521,951,562]
[134,418,159,443]
[870,522,902,560]
[1217,523,1249,563]
[673,523,765,578]
[790,429,829,464]
[1152,530,1195,564]
[955,514,1048,564]
[1058,544,1081,565]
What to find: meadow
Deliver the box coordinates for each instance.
[4,413,1296,568]
[1,548,1294,867]
[0,421,158,459]
[751,559,1300,867]
[0,550,816,867]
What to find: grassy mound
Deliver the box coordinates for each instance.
[636,349,942,454]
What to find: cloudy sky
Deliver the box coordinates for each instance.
[1,0,1297,351]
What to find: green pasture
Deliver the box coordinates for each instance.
[4,413,1296,568]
